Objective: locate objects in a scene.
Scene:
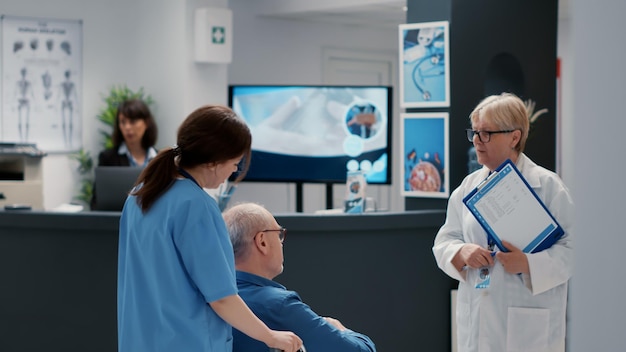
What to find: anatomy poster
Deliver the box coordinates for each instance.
[400,112,449,198]
[1,15,82,152]
[399,21,450,108]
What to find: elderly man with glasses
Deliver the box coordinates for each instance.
[223,202,376,352]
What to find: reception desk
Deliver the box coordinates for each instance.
[0,210,456,352]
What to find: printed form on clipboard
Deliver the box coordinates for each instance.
[462,159,564,253]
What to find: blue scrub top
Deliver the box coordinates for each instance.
[118,178,237,352]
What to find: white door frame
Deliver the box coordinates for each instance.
[321,47,403,212]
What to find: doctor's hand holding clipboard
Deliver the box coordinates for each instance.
[462,158,565,255]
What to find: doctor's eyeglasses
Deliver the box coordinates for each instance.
[466,129,514,143]
[261,227,287,243]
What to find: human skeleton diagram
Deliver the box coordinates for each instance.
[41,70,53,100]
[15,67,36,142]
[59,70,78,148]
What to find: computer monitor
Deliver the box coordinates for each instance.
[93,166,143,211]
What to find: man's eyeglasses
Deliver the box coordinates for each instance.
[262,227,287,243]
[466,129,514,143]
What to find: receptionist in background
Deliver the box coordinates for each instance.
[432,93,574,352]
[98,98,158,167]
[91,98,158,209]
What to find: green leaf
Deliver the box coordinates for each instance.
[73,179,94,205]
[69,148,94,175]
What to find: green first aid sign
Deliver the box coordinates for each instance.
[212,26,225,44]
[194,7,232,63]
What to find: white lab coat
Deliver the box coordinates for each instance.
[433,154,574,352]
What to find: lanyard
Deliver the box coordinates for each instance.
[488,238,496,252]
[483,170,497,252]
[178,168,202,189]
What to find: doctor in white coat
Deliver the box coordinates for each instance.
[433,93,574,352]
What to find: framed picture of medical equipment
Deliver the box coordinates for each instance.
[400,112,449,198]
[399,21,450,108]
[1,15,83,152]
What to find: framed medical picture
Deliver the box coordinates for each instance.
[399,21,450,108]
[1,15,83,152]
[400,112,449,198]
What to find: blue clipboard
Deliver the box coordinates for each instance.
[462,159,564,253]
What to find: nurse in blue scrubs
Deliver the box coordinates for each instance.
[117,105,303,352]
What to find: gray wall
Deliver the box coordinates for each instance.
[569,0,626,350]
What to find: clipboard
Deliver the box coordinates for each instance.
[462,159,564,253]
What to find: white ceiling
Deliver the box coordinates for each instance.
[256,0,569,29]
[259,1,407,29]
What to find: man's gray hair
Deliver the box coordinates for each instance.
[223,202,270,260]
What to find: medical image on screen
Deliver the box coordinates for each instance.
[229,85,392,184]
[345,102,383,140]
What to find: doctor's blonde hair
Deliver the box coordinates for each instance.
[469,93,529,153]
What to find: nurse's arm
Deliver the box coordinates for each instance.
[210,294,303,352]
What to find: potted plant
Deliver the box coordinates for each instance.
[70,85,154,208]
[523,98,548,140]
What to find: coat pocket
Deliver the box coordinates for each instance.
[506,307,549,351]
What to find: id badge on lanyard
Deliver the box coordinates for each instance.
[475,240,496,289]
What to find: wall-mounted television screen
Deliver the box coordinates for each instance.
[228,85,392,184]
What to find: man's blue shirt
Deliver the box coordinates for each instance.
[233,271,376,352]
